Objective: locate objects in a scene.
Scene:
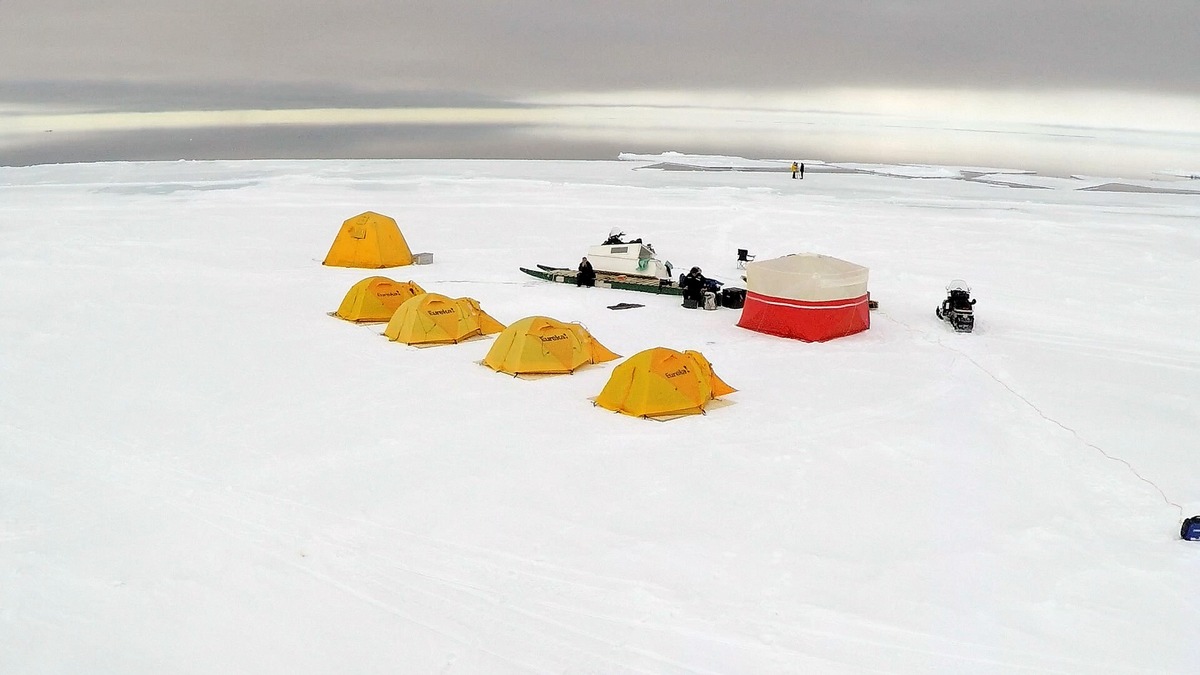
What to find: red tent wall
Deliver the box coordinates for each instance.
[738,291,870,342]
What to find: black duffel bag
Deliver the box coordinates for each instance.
[721,287,746,309]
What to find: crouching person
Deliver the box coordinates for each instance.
[576,257,596,287]
[681,266,706,307]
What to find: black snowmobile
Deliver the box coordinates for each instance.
[936,280,976,333]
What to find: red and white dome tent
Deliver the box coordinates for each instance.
[737,253,870,342]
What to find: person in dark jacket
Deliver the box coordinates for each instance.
[681,266,706,307]
[576,257,596,287]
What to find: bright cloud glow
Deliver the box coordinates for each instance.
[6,88,1199,136]
[527,88,1200,134]
[3,88,1198,177]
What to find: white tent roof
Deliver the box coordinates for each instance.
[745,253,869,301]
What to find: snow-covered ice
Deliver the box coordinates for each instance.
[2,155,1198,673]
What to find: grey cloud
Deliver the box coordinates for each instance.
[4,1,1197,172]
[2,1,1198,102]
[0,124,620,167]
[0,80,514,114]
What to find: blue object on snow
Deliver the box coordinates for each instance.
[1182,516,1200,541]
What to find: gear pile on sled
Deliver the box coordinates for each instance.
[520,231,686,296]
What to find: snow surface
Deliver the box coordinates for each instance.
[2,155,1198,674]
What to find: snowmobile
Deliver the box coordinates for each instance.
[936,280,976,333]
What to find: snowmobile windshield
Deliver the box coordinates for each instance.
[946,279,971,294]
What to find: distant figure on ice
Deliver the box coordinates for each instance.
[576,257,595,287]
[800,162,805,179]
[791,162,799,179]
[603,227,641,246]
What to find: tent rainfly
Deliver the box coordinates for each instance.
[484,316,619,376]
[594,347,735,419]
[323,211,414,268]
[383,293,504,346]
[333,276,426,323]
[737,253,870,342]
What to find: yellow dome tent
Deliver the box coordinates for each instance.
[383,293,505,346]
[483,316,620,376]
[595,347,736,419]
[333,276,426,323]
[323,211,414,268]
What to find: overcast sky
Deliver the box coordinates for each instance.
[3,1,1199,173]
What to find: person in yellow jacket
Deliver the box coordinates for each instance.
[791,161,799,179]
